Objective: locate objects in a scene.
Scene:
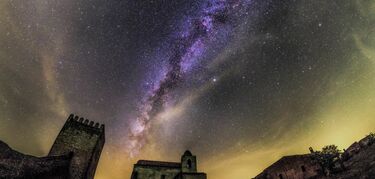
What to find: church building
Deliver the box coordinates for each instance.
[131,150,207,179]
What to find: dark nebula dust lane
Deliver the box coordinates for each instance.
[0,0,374,178]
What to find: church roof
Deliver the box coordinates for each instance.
[136,160,181,168]
[266,154,313,168]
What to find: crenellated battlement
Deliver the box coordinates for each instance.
[49,113,105,179]
[66,114,105,132]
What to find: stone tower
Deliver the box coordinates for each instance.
[181,150,197,173]
[48,114,105,179]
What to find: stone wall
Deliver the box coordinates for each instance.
[255,155,321,179]
[180,173,207,179]
[0,140,71,179]
[132,166,181,179]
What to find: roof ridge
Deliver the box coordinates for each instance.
[136,160,181,168]
[137,160,180,164]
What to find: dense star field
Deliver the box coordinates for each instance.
[0,0,374,178]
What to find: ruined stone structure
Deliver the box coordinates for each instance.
[0,114,105,179]
[0,140,72,179]
[254,135,375,179]
[131,150,207,179]
[254,155,322,179]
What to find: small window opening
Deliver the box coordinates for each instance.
[279,174,284,179]
[187,159,192,169]
[301,165,306,172]
[161,174,166,179]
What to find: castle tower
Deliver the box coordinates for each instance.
[48,114,105,179]
[181,150,197,173]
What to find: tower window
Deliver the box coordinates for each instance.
[279,174,283,179]
[301,165,306,172]
[187,159,192,169]
[161,174,166,179]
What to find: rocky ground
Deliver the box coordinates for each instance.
[330,139,375,179]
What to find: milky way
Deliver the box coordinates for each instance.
[128,0,255,156]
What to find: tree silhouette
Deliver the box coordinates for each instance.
[311,145,342,176]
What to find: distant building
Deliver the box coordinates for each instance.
[254,134,375,179]
[254,154,322,179]
[0,114,105,179]
[131,150,207,179]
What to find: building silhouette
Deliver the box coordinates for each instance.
[131,150,207,179]
[254,154,321,179]
[254,135,375,179]
[0,114,105,179]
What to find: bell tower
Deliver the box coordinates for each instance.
[181,150,197,173]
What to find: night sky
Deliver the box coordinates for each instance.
[1,0,375,178]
